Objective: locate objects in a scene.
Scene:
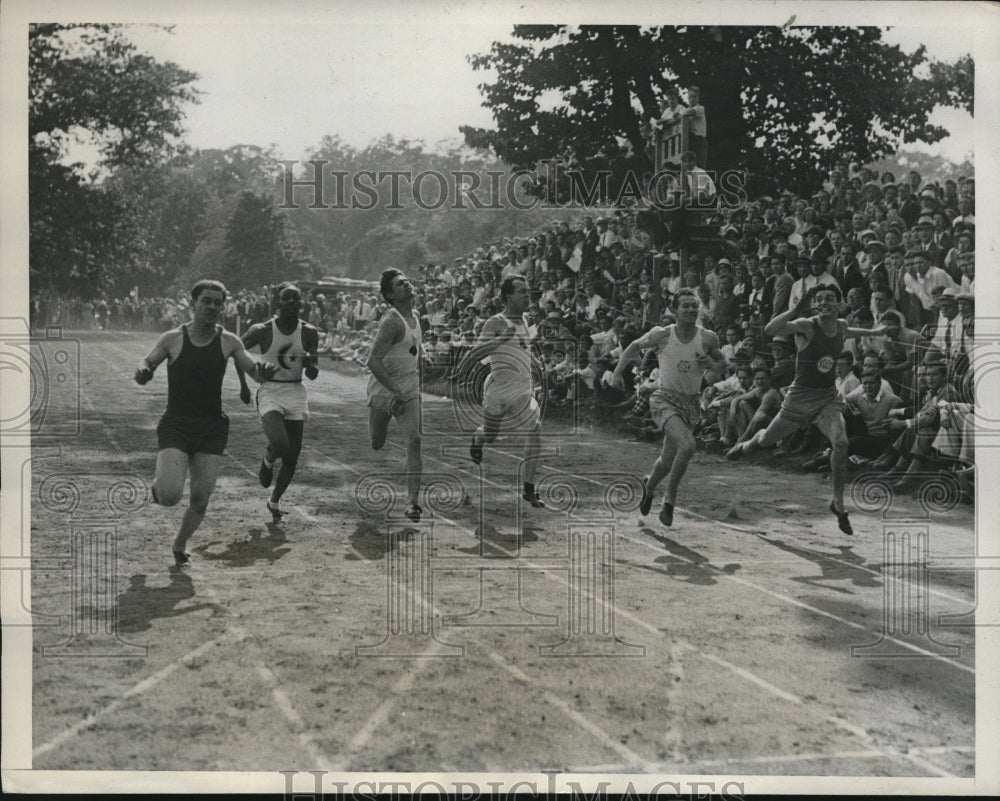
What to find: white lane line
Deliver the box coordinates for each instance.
[403,426,976,674]
[699,652,804,705]
[427,422,974,609]
[226,431,666,770]
[255,665,334,772]
[327,645,446,773]
[368,428,971,775]
[32,627,245,760]
[487,652,651,771]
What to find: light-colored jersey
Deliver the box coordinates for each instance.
[656,324,706,396]
[260,319,306,382]
[367,307,421,400]
[486,313,533,390]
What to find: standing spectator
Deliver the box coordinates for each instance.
[683,85,708,168]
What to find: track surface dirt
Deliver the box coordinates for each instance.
[27,332,977,778]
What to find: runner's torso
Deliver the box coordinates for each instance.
[487,313,533,389]
[260,319,306,382]
[167,324,227,417]
[379,307,421,382]
[657,324,704,395]
[793,317,845,389]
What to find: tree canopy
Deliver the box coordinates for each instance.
[461,25,974,199]
[29,24,199,297]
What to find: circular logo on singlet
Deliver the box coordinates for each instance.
[816,355,835,373]
[677,359,691,373]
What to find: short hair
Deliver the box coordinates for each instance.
[881,311,901,325]
[500,274,527,302]
[672,287,699,310]
[753,365,771,378]
[860,370,880,382]
[277,282,301,298]
[812,283,843,304]
[191,279,227,302]
[838,350,855,364]
[380,268,404,302]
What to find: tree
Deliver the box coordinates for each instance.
[29,24,199,297]
[461,25,974,198]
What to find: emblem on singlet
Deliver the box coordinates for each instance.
[816,355,834,373]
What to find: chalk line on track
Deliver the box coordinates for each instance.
[312,406,968,778]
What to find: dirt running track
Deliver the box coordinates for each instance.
[22,332,980,784]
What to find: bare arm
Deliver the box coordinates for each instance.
[698,330,728,375]
[134,330,180,384]
[611,327,666,387]
[223,331,275,382]
[302,325,320,380]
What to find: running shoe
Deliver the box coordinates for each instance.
[267,500,284,524]
[829,501,853,535]
[522,489,546,509]
[659,501,674,527]
[639,476,653,517]
[469,436,483,465]
[405,502,422,523]
[172,549,190,566]
[259,454,274,488]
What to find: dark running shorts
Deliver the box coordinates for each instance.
[156,413,229,456]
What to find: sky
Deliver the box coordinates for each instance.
[110,17,977,167]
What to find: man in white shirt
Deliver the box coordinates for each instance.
[929,286,963,362]
[788,254,839,311]
[903,250,957,329]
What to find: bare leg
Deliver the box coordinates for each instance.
[369,406,392,451]
[152,448,188,507]
[398,399,422,506]
[271,420,303,504]
[172,452,222,555]
[660,415,697,506]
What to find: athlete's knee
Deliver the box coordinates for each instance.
[676,437,697,460]
[406,433,421,452]
[188,490,212,514]
[155,483,183,507]
[830,433,849,453]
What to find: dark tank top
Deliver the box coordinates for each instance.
[793,317,844,390]
[166,324,227,418]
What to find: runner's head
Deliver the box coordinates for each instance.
[277,283,302,319]
[811,285,841,318]
[671,287,700,323]
[380,269,411,304]
[190,280,227,323]
[191,279,227,303]
[500,274,529,314]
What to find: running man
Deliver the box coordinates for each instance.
[726,285,886,534]
[610,288,727,526]
[367,269,424,522]
[134,279,275,565]
[461,274,546,509]
[237,283,319,524]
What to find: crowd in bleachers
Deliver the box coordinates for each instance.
[30,159,976,498]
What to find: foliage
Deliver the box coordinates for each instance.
[461,25,974,198]
[29,23,199,297]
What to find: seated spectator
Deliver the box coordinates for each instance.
[871,355,959,491]
[878,311,927,406]
[835,350,862,400]
[838,369,905,461]
[729,365,784,447]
